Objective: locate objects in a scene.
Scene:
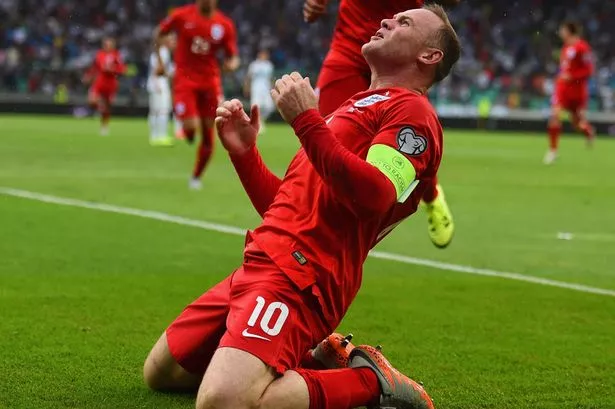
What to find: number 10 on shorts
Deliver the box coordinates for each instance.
[247,296,289,337]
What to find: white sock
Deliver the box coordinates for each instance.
[149,113,158,140]
[156,113,169,138]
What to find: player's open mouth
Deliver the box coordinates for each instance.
[371,32,384,41]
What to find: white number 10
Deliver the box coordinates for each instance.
[247,296,289,336]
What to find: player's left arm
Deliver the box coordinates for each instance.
[570,44,594,81]
[114,54,127,76]
[222,20,240,72]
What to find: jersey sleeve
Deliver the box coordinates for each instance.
[159,9,181,34]
[366,96,439,202]
[223,20,239,57]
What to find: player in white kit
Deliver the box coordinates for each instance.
[244,50,274,133]
[147,35,175,146]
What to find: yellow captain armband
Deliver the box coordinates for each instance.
[366,144,419,203]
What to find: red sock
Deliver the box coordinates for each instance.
[192,127,214,179]
[422,179,439,203]
[299,350,327,370]
[101,110,110,126]
[295,368,380,409]
[579,122,594,140]
[548,124,561,150]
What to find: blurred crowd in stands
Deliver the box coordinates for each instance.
[0,0,613,111]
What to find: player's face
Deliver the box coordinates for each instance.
[103,38,115,51]
[258,50,270,60]
[196,0,217,13]
[559,26,571,42]
[165,34,177,51]
[362,9,443,67]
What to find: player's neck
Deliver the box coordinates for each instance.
[565,36,579,46]
[369,74,427,95]
[198,7,215,17]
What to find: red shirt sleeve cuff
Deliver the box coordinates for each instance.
[291,109,324,137]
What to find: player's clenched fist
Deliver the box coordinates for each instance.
[271,72,318,124]
[215,99,260,156]
[303,0,327,23]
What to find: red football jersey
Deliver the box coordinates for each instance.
[159,5,238,90]
[90,50,125,86]
[328,0,424,70]
[557,39,593,91]
[248,88,442,323]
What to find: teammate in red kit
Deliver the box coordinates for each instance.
[545,21,595,165]
[144,5,460,409]
[84,37,126,136]
[304,0,459,248]
[155,0,240,189]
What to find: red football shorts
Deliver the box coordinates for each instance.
[552,86,588,112]
[89,82,117,102]
[165,250,331,375]
[173,86,222,121]
[316,63,371,116]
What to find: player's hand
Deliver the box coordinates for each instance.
[561,73,571,82]
[215,99,259,156]
[271,72,318,124]
[303,0,327,23]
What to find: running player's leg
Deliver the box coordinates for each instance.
[546,95,564,164]
[88,87,100,113]
[143,275,233,392]
[316,65,370,116]
[99,92,113,136]
[190,89,219,187]
[156,84,172,143]
[174,86,199,144]
[570,104,595,147]
[148,90,161,143]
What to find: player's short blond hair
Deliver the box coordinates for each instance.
[424,4,460,84]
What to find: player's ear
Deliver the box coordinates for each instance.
[418,48,444,67]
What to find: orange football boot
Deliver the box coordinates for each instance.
[350,345,435,409]
[311,333,355,369]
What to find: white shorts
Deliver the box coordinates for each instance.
[251,90,274,113]
[148,79,171,114]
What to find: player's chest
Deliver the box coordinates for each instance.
[326,94,391,156]
[180,17,226,52]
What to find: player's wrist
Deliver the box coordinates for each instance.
[228,143,257,159]
[290,109,322,132]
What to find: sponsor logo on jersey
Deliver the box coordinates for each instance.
[396,126,427,156]
[354,93,390,107]
[211,24,224,41]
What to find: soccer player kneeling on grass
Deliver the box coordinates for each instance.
[144,5,460,409]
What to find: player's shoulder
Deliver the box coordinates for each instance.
[384,89,437,118]
[577,39,591,51]
[174,4,196,16]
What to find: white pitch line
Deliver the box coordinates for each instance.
[2,186,615,298]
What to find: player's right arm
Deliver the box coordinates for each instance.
[154,10,180,73]
[216,100,282,217]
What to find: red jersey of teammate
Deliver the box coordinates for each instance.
[555,39,593,103]
[243,88,442,323]
[89,50,125,90]
[328,0,424,71]
[159,4,237,91]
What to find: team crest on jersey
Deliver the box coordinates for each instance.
[211,24,224,41]
[397,126,427,156]
[354,93,390,107]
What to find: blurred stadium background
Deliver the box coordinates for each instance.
[1,1,615,408]
[1,0,614,131]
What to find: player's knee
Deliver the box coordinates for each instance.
[143,334,200,392]
[196,384,255,409]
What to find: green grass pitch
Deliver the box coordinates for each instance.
[1,114,614,408]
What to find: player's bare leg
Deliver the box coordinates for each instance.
[421,179,454,248]
[545,105,562,164]
[144,332,203,392]
[98,98,112,136]
[183,117,200,144]
[197,343,432,409]
[571,109,595,148]
[190,117,215,190]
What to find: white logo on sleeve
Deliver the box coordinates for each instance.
[354,93,391,107]
[397,126,427,156]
